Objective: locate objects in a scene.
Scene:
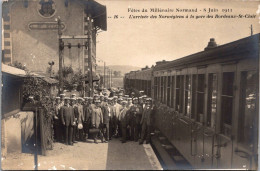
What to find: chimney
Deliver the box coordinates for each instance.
[156,60,167,66]
[205,38,217,50]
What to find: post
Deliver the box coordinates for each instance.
[58,17,63,94]
[34,107,38,170]
[111,69,113,88]
[103,62,106,88]
[87,14,93,96]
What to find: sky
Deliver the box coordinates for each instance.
[95,0,260,67]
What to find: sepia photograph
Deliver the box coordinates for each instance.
[0,0,259,170]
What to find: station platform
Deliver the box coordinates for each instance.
[2,138,163,170]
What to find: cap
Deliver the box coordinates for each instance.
[133,97,138,101]
[121,101,127,104]
[146,98,152,101]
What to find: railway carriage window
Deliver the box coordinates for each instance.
[167,76,171,106]
[171,76,175,108]
[176,75,184,113]
[196,74,205,122]
[185,75,191,117]
[158,77,161,101]
[207,74,217,128]
[154,77,157,100]
[160,77,163,103]
[164,76,167,104]
[191,75,197,119]
[238,71,258,149]
[221,72,234,137]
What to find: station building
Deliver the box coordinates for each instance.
[2,0,107,74]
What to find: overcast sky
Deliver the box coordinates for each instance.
[95,0,260,67]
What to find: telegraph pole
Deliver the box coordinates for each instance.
[103,62,106,88]
[57,16,63,94]
[87,14,93,96]
[111,69,113,88]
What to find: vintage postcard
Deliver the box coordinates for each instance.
[1,0,259,170]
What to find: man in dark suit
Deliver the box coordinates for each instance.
[139,98,153,145]
[61,97,75,145]
[129,97,142,141]
[101,97,110,142]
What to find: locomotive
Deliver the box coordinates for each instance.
[124,34,259,170]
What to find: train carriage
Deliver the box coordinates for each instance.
[124,34,259,170]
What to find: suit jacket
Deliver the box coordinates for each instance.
[102,104,110,124]
[77,104,84,124]
[61,105,75,126]
[114,103,122,119]
[119,107,129,125]
[92,107,103,128]
[140,106,153,126]
[84,104,91,121]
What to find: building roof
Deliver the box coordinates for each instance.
[2,63,27,77]
[82,0,107,31]
[41,77,59,84]
[2,63,58,84]
[154,34,259,71]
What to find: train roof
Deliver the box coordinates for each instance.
[154,34,259,71]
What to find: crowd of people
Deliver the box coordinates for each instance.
[53,88,155,145]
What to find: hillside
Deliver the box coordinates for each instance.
[96,65,141,76]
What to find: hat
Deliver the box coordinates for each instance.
[127,98,132,100]
[55,97,60,99]
[146,98,152,101]
[71,94,76,97]
[131,92,135,95]
[121,101,127,104]
[64,97,70,100]
[60,93,65,97]
[95,99,101,103]
[108,98,113,101]
[133,97,138,101]
[118,98,123,101]
[125,95,129,98]
[71,97,76,101]
[88,97,93,100]
[78,123,83,129]
[140,90,144,93]
[113,96,118,99]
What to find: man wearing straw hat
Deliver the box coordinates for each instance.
[139,98,153,145]
[61,97,75,145]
